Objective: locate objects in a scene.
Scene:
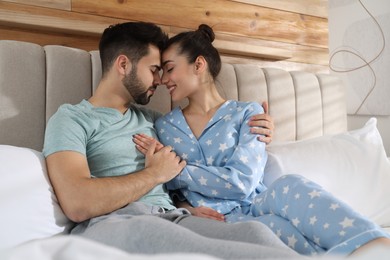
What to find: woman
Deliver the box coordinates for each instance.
[133,24,390,256]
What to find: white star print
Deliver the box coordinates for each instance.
[339,217,355,229]
[330,203,340,210]
[271,190,276,199]
[295,193,301,199]
[181,153,188,159]
[212,190,218,195]
[224,114,232,121]
[308,190,321,199]
[159,129,165,134]
[221,174,229,180]
[308,203,314,209]
[323,223,330,229]
[309,216,318,225]
[225,183,232,189]
[276,229,282,237]
[287,234,298,249]
[198,176,208,186]
[239,155,248,163]
[282,205,289,215]
[283,186,289,194]
[206,140,212,145]
[173,137,182,144]
[313,236,320,245]
[339,230,346,236]
[219,143,228,152]
[206,156,214,165]
[292,218,300,227]
[197,199,205,206]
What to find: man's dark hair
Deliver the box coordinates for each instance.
[99,22,168,76]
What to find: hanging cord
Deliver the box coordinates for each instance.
[329,0,386,114]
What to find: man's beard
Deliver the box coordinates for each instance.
[122,67,154,105]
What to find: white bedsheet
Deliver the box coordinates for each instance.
[1,235,390,260]
[0,235,219,260]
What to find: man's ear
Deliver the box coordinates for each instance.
[116,55,131,75]
[194,56,207,73]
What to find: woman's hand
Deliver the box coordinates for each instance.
[188,206,225,222]
[176,200,225,221]
[133,133,164,155]
[248,101,275,144]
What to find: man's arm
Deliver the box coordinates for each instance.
[46,141,185,223]
[248,101,274,144]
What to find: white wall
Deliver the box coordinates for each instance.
[329,0,390,156]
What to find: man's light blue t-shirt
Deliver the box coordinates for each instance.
[43,99,175,210]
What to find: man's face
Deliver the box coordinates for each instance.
[122,45,161,105]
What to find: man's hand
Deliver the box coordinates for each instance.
[248,101,274,144]
[144,140,186,184]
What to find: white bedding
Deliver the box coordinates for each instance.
[1,235,390,260]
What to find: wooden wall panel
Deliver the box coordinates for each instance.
[0,0,330,73]
[2,0,71,10]
[72,0,328,48]
[230,0,328,18]
[0,26,100,50]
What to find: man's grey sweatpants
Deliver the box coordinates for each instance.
[71,202,299,259]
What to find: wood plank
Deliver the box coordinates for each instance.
[229,0,328,18]
[72,0,328,48]
[1,0,71,11]
[0,1,129,36]
[170,27,329,65]
[0,25,100,50]
[214,39,292,60]
[216,32,329,65]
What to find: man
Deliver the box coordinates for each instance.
[43,22,294,258]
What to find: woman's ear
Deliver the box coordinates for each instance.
[194,56,207,73]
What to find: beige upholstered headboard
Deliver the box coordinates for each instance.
[0,40,347,152]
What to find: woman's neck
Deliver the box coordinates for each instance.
[184,83,226,116]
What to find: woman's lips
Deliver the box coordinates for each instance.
[167,85,176,95]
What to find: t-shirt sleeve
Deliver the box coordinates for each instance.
[43,109,88,157]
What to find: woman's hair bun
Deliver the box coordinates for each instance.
[197,24,215,43]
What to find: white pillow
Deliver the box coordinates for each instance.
[0,145,73,250]
[264,118,390,227]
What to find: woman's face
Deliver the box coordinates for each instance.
[161,45,199,102]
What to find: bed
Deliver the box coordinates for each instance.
[1,40,390,259]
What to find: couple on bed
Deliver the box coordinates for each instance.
[43,21,390,258]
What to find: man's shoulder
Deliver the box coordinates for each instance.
[47,100,93,127]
